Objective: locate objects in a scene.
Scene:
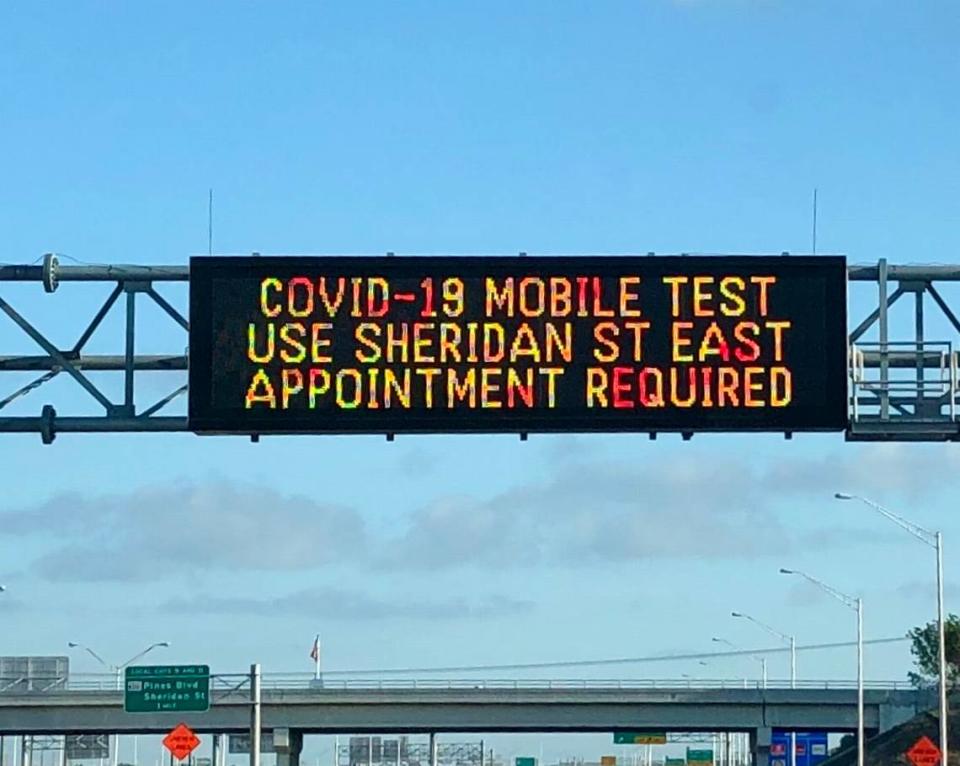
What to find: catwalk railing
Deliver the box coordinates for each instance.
[0,674,914,694]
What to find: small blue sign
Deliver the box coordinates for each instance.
[771,731,828,766]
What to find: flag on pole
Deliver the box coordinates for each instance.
[310,634,320,662]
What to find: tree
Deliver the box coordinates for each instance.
[907,613,960,688]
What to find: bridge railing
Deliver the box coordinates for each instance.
[0,674,912,693]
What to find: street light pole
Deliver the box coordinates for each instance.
[711,637,767,688]
[731,612,797,766]
[780,569,863,766]
[835,492,948,766]
[67,643,170,766]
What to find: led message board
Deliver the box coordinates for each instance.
[188,255,848,434]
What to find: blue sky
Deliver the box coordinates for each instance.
[1,1,959,763]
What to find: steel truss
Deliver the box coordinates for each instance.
[0,255,958,443]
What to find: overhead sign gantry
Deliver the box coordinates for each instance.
[0,253,956,443]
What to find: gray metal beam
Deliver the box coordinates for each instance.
[0,687,923,736]
[0,417,186,433]
[0,355,186,371]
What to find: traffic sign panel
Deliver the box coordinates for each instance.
[163,724,201,761]
[125,665,210,713]
[614,732,667,745]
[906,736,941,766]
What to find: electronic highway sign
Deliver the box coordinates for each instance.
[188,255,847,434]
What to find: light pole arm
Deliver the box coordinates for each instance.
[119,642,168,669]
[844,494,935,546]
[796,572,858,610]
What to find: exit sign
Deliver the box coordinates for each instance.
[125,665,210,713]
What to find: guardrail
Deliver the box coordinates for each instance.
[0,675,913,693]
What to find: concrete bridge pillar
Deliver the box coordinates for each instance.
[273,728,302,766]
[750,727,772,766]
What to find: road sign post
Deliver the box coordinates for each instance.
[125,666,210,713]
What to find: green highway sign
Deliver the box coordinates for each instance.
[614,732,667,745]
[686,750,713,766]
[124,665,210,713]
[516,758,536,766]
[665,759,685,766]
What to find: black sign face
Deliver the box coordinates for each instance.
[188,255,848,434]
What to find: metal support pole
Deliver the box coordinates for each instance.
[856,598,864,766]
[250,664,261,766]
[790,636,797,766]
[124,289,135,409]
[879,257,890,419]
[937,532,949,766]
[113,669,121,766]
[212,736,218,766]
[429,735,437,766]
[916,286,925,409]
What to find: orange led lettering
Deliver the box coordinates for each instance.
[308,369,330,407]
[670,367,697,407]
[693,276,714,317]
[309,322,333,363]
[511,323,541,362]
[507,368,534,408]
[719,277,746,316]
[733,322,760,362]
[485,278,514,317]
[672,322,693,362]
[288,277,315,318]
[259,278,283,318]
[699,323,730,362]
[518,277,546,317]
[539,368,563,407]
[593,322,619,363]
[245,369,277,409]
[619,277,642,317]
[767,320,791,361]
[384,369,411,408]
[612,367,634,409]
[281,369,303,408]
[586,368,608,407]
[718,368,739,406]
[550,277,572,316]
[639,368,664,407]
[247,323,275,364]
[771,367,792,406]
[592,277,615,317]
[413,322,435,363]
[743,366,765,407]
[663,276,688,317]
[336,369,362,408]
[367,277,389,317]
[751,275,776,316]
[355,323,381,363]
[318,277,346,317]
[481,367,502,408]
[625,321,651,362]
[278,322,307,364]
[448,369,477,408]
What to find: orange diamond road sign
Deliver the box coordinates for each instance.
[163,724,201,761]
[906,736,941,766]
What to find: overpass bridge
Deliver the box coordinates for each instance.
[0,679,933,766]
